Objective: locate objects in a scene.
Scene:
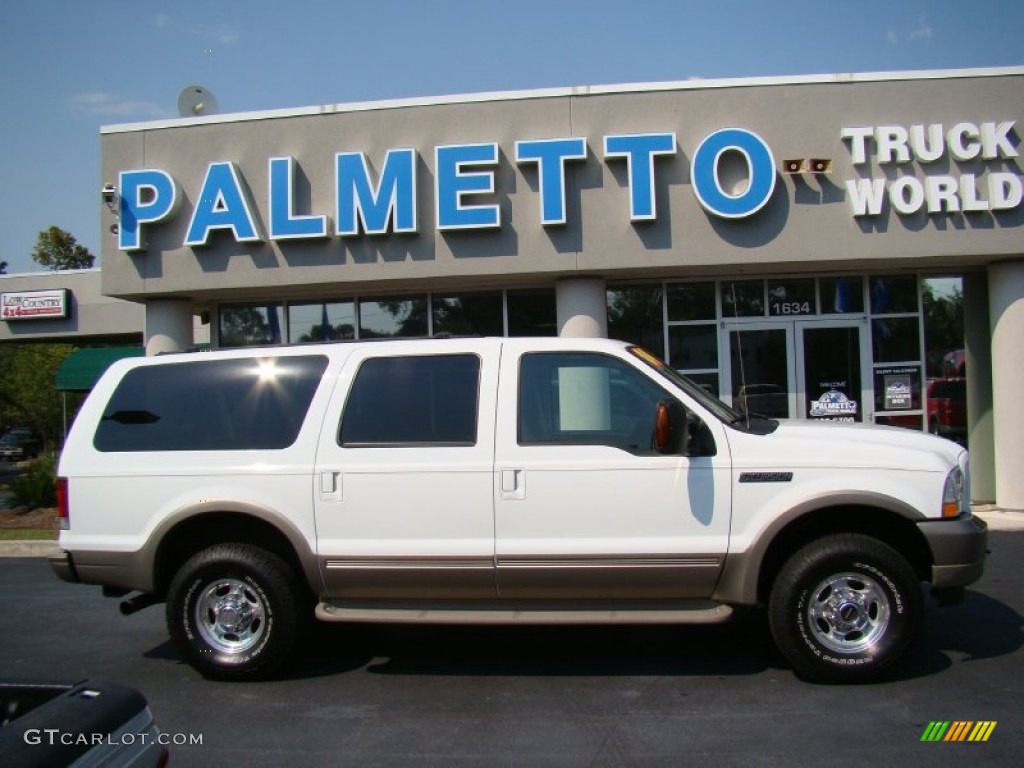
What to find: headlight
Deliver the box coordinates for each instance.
[942,467,965,519]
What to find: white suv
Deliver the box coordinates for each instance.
[51,337,987,682]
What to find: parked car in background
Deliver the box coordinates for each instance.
[0,679,168,767]
[927,378,967,445]
[942,349,966,378]
[734,383,788,418]
[0,428,41,461]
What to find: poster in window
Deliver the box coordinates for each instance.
[884,374,913,410]
[808,380,858,422]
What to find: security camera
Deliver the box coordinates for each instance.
[102,183,117,206]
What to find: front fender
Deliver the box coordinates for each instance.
[713,488,925,605]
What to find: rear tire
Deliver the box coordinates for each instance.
[166,543,302,680]
[768,534,922,683]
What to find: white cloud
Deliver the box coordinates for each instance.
[909,14,933,40]
[154,13,239,46]
[70,92,170,119]
[887,14,934,45]
[190,23,239,46]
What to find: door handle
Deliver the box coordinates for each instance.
[319,471,342,502]
[500,469,525,500]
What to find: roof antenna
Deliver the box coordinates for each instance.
[177,85,219,117]
[730,282,752,430]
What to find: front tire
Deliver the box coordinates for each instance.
[166,543,302,680]
[768,534,922,683]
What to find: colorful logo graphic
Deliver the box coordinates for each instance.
[920,721,997,742]
[809,389,858,418]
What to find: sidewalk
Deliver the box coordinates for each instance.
[971,505,1024,531]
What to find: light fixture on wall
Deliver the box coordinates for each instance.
[809,158,833,174]
[101,183,117,208]
[782,159,806,174]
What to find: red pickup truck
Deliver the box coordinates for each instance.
[927,378,967,445]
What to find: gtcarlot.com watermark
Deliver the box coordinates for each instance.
[24,728,203,747]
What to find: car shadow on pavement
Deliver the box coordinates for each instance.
[279,608,785,680]
[891,588,1024,681]
[282,585,1023,683]
[141,586,1022,684]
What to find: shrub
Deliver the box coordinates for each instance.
[4,452,57,510]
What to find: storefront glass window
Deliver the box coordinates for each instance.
[721,280,765,318]
[607,285,663,351]
[359,296,428,338]
[666,282,715,321]
[873,367,923,412]
[871,317,921,363]
[288,301,356,343]
[922,276,965,444]
[922,277,964,378]
[819,277,864,314]
[875,414,923,431]
[219,304,284,348]
[684,372,720,398]
[668,325,718,371]
[869,276,919,314]
[432,293,504,337]
[507,289,557,336]
[767,279,816,317]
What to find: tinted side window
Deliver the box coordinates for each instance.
[94,355,328,452]
[518,352,670,455]
[340,354,480,446]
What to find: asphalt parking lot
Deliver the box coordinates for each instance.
[1,527,1021,767]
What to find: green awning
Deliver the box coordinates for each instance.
[54,347,145,391]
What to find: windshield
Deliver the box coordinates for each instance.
[627,346,739,422]
[627,346,779,434]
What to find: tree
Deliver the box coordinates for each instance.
[0,344,77,449]
[31,226,95,271]
[922,281,964,379]
[0,260,7,274]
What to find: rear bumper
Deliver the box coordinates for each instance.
[49,550,80,583]
[917,513,988,588]
[49,548,155,593]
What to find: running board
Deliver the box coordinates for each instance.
[316,602,734,625]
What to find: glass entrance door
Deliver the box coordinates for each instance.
[723,320,868,421]
[724,324,796,418]
[797,321,868,423]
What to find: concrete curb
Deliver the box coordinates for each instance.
[0,540,60,558]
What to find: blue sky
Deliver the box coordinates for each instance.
[0,0,1021,274]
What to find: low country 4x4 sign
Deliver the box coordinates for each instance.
[1,289,69,321]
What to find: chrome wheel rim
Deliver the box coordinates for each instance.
[807,571,890,655]
[195,578,266,655]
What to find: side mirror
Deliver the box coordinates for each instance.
[654,400,689,454]
[655,401,672,452]
[654,400,715,456]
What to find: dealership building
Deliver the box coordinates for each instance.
[1,66,1022,509]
